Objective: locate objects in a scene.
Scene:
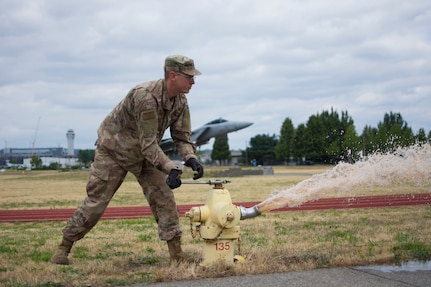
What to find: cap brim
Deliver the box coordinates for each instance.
[183,69,202,76]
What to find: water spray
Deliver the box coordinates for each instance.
[182,180,262,266]
[181,145,431,266]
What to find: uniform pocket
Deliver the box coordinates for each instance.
[90,161,110,181]
[141,110,157,135]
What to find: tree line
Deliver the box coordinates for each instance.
[26,110,430,169]
[220,110,429,166]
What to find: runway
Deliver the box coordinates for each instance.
[0,193,429,223]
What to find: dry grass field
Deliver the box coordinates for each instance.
[0,165,430,286]
[0,166,326,210]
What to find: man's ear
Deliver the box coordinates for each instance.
[168,71,177,80]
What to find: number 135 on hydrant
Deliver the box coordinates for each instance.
[183,180,261,266]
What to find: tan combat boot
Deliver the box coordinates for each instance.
[50,238,74,265]
[167,237,195,264]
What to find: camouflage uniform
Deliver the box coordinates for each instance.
[63,76,198,242]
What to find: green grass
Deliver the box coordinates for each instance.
[0,206,430,286]
[393,232,431,263]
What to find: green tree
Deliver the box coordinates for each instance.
[415,128,427,146]
[305,115,326,161]
[275,117,295,164]
[247,134,278,165]
[361,125,378,156]
[320,109,342,160]
[293,123,307,163]
[48,162,61,170]
[78,149,95,168]
[341,123,361,162]
[30,156,43,169]
[376,112,415,152]
[211,134,231,165]
[339,111,360,162]
[315,109,359,163]
[360,112,416,155]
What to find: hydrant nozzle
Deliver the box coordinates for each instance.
[239,205,262,220]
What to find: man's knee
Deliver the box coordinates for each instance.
[159,226,182,241]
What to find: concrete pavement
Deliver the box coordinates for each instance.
[125,262,431,287]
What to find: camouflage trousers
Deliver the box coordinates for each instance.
[62,146,181,242]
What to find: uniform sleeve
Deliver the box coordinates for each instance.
[135,93,178,174]
[170,104,197,162]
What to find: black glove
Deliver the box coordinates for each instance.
[185,158,204,180]
[166,169,182,189]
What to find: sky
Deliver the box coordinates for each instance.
[1,0,430,151]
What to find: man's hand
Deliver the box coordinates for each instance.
[185,158,204,180]
[166,169,182,189]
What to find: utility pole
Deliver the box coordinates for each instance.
[31,116,41,156]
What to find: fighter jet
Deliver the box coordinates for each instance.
[160,118,253,153]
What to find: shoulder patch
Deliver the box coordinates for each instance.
[142,110,156,120]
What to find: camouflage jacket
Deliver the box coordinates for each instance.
[97,79,197,174]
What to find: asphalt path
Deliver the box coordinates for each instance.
[0,193,430,222]
[134,265,431,287]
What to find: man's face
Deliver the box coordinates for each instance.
[174,72,195,94]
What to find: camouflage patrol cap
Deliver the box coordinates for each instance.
[165,55,201,76]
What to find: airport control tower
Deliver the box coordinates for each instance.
[66,129,75,156]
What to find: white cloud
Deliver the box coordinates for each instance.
[1,0,431,151]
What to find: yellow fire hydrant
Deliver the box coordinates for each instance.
[184,180,261,266]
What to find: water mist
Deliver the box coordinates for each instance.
[257,144,431,213]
